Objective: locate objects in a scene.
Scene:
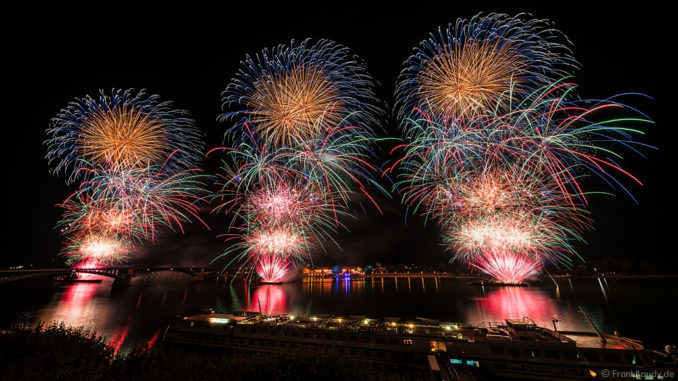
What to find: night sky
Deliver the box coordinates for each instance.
[4,2,674,268]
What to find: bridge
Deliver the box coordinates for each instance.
[0,267,222,285]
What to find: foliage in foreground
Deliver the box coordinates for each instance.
[0,323,431,381]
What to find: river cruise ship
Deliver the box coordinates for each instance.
[164,312,677,380]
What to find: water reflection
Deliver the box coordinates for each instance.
[466,286,583,331]
[245,285,288,315]
[41,282,106,329]
[3,276,674,353]
[469,287,557,322]
[108,325,129,355]
[293,279,589,332]
[33,278,588,337]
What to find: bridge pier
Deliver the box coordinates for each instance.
[194,268,205,281]
[112,269,133,287]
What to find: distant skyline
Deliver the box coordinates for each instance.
[4,2,674,268]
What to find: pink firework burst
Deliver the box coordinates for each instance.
[447,212,547,284]
[471,250,543,284]
[239,226,309,282]
[247,181,308,223]
[245,226,308,257]
[255,255,292,283]
[453,213,540,255]
[73,233,131,265]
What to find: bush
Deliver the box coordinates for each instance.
[0,323,114,380]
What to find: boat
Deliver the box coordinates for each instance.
[164,312,677,380]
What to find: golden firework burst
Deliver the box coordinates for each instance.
[417,38,527,118]
[246,64,343,147]
[78,105,167,167]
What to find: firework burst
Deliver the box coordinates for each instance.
[245,226,309,257]
[56,160,208,265]
[394,72,649,283]
[215,39,385,281]
[396,13,577,128]
[472,251,543,284]
[46,88,204,184]
[221,39,383,148]
[62,232,133,266]
[217,224,313,279]
[46,88,208,267]
[255,255,293,283]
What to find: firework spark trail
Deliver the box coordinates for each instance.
[394,14,650,283]
[215,39,385,281]
[255,255,292,284]
[471,250,544,284]
[247,226,305,283]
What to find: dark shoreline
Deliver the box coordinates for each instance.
[1,324,430,380]
[305,273,678,279]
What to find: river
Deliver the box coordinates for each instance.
[1,274,676,354]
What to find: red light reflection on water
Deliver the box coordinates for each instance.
[141,329,161,353]
[64,282,97,302]
[483,287,556,319]
[467,287,576,329]
[246,285,288,314]
[54,283,98,325]
[108,326,129,355]
[45,282,131,354]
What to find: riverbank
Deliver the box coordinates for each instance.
[302,273,678,280]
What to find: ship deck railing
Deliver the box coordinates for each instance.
[177,313,472,339]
